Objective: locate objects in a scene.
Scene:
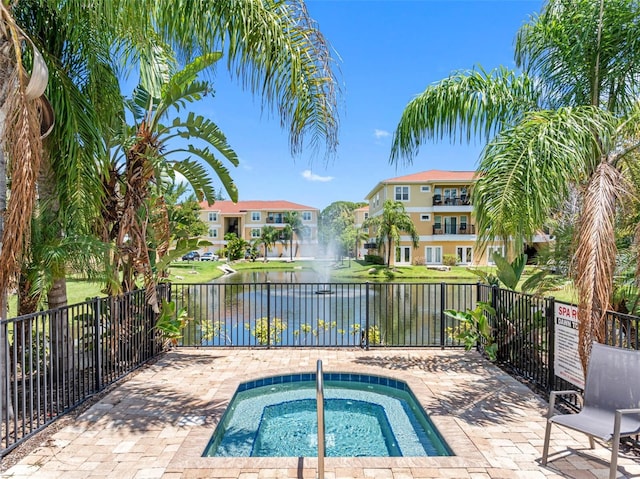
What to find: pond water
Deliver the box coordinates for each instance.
[175,269,476,347]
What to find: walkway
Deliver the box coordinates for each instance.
[3,348,640,478]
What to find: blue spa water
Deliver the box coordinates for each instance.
[203,373,452,457]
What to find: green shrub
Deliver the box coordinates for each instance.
[443,254,457,266]
[364,254,384,265]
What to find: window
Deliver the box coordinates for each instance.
[457,246,473,264]
[208,212,218,222]
[395,185,409,201]
[208,228,218,238]
[251,212,261,221]
[434,215,442,229]
[302,211,312,221]
[395,246,411,264]
[267,212,283,223]
[421,185,431,193]
[251,228,261,238]
[444,188,458,204]
[420,214,431,222]
[364,212,369,220]
[425,246,442,264]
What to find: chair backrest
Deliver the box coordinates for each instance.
[584,342,640,411]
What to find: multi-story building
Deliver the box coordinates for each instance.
[364,169,506,266]
[353,206,369,258]
[198,200,320,259]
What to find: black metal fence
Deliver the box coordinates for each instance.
[478,284,640,398]
[0,286,168,457]
[171,282,477,348]
[2,280,640,458]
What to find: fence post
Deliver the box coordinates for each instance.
[490,285,499,360]
[266,282,271,349]
[476,281,482,303]
[93,297,103,392]
[440,282,446,349]
[546,296,556,394]
[365,282,370,351]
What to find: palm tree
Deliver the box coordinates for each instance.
[0,0,341,427]
[389,0,640,370]
[283,211,307,261]
[3,0,341,309]
[100,54,240,309]
[363,200,419,267]
[259,226,279,262]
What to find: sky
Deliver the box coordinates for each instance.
[198,0,543,211]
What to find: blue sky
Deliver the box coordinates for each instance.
[200,0,543,211]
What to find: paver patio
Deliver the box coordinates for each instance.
[2,348,639,478]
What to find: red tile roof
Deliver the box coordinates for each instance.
[384,170,477,183]
[199,200,318,213]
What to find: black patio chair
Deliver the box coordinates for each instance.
[541,342,640,479]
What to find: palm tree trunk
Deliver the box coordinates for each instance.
[0,147,13,421]
[38,149,72,377]
[48,276,72,382]
[386,238,392,267]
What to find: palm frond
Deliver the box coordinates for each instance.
[474,106,617,252]
[172,149,238,202]
[575,161,624,371]
[390,67,540,165]
[153,0,340,159]
[170,158,218,204]
[516,0,640,113]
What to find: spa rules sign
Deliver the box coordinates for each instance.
[554,304,585,389]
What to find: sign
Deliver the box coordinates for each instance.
[554,304,585,389]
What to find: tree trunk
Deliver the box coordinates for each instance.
[386,238,392,267]
[0,147,13,421]
[39,148,73,379]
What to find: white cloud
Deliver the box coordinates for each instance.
[239,158,253,171]
[374,129,391,139]
[302,169,334,182]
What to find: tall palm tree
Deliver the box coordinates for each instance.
[259,226,279,262]
[283,211,307,261]
[389,0,640,369]
[4,0,340,310]
[363,200,419,267]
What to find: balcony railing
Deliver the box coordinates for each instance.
[432,224,476,235]
[432,195,471,206]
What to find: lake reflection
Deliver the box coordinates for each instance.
[175,271,476,348]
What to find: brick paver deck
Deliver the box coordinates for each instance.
[2,348,639,478]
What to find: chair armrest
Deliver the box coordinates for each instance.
[613,408,640,439]
[615,408,640,416]
[548,390,583,418]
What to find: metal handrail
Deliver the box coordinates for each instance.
[316,359,325,478]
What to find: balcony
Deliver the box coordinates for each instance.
[433,195,471,206]
[433,224,475,235]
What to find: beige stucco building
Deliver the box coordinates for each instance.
[198,200,320,259]
[364,169,507,266]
